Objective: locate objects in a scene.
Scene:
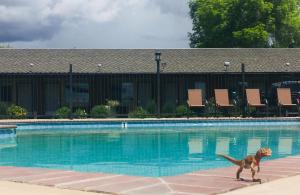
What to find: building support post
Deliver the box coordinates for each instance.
[155,51,161,118]
[69,64,73,119]
[241,63,246,118]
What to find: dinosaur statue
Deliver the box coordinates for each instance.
[218,148,272,183]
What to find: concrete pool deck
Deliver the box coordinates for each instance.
[0,156,300,195]
[0,117,300,124]
[2,175,300,195]
[0,125,17,129]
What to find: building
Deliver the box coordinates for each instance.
[0,48,299,117]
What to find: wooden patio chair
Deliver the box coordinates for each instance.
[246,89,267,116]
[246,89,266,107]
[277,88,296,116]
[187,89,205,108]
[187,89,205,117]
[214,89,234,108]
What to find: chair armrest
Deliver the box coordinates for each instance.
[263,98,268,105]
[296,97,300,105]
[232,99,237,105]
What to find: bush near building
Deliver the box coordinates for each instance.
[7,105,27,119]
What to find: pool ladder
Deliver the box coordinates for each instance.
[122,122,128,128]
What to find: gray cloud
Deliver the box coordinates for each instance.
[149,0,190,17]
[0,16,61,42]
[0,0,62,41]
[0,0,30,6]
[2,0,192,48]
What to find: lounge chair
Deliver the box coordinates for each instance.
[214,89,234,116]
[246,89,267,116]
[277,88,296,116]
[246,89,266,107]
[214,89,234,108]
[187,89,205,108]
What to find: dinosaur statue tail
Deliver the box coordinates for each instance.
[217,154,241,166]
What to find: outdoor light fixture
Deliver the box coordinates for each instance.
[224,61,230,67]
[155,50,161,61]
[97,63,102,67]
[28,63,34,73]
[285,62,290,66]
[224,61,230,71]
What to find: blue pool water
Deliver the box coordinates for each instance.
[1,121,300,177]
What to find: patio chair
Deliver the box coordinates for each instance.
[214,89,234,117]
[187,89,205,117]
[277,88,296,116]
[246,89,268,116]
[187,89,205,108]
[214,89,234,108]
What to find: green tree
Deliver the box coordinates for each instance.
[189,0,300,48]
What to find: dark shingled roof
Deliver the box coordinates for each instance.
[0,48,299,74]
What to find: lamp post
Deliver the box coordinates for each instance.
[223,62,246,118]
[155,51,162,176]
[224,61,230,89]
[155,50,161,117]
[285,62,291,83]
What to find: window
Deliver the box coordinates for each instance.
[121,82,134,106]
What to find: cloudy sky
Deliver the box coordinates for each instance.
[0,0,192,48]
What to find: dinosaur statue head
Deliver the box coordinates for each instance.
[256,148,272,158]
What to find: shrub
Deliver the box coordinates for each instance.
[91,105,110,118]
[7,104,27,119]
[128,107,148,118]
[106,99,120,108]
[176,105,189,117]
[146,100,156,114]
[204,98,217,117]
[74,108,88,118]
[246,106,257,117]
[106,100,119,116]
[162,102,175,117]
[231,103,242,117]
[55,106,71,118]
[0,102,9,117]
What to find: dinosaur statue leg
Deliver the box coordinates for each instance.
[251,167,261,183]
[236,160,245,180]
[236,166,243,180]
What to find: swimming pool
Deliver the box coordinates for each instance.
[1,120,300,177]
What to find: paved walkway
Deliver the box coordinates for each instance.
[0,156,300,195]
[2,175,300,195]
[222,174,300,195]
[0,181,102,195]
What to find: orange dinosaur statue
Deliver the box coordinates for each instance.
[218,148,272,183]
